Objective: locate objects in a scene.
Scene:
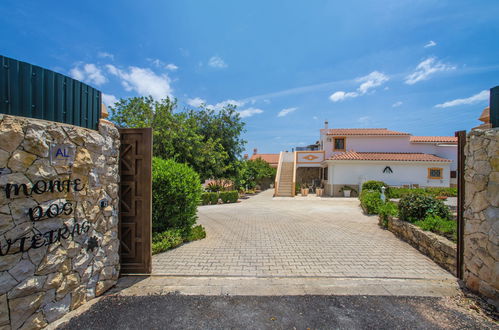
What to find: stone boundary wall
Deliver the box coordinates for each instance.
[463,128,498,307]
[386,217,456,275]
[0,114,120,329]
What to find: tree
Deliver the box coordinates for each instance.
[234,158,277,190]
[108,96,246,181]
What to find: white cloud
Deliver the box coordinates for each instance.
[435,90,489,108]
[357,71,389,94]
[208,56,228,68]
[210,99,245,110]
[70,63,107,86]
[392,101,403,107]
[277,107,298,117]
[165,63,178,71]
[187,97,206,107]
[102,93,118,107]
[98,52,114,60]
[405,57,455,85]
[238,107,263,118]
[329,71,388,102]
[312,116,318,120]
[148,58,179,71]
[106,65,173,100]
[424,40,437,48]
[329,91,358,102]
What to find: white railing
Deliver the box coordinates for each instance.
[292,151,297,196]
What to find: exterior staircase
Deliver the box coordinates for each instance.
[276,162,294,197]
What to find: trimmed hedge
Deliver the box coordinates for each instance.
[152,157,202,235]
[388,187,457,199]
[360,190,383,215]
[398,193,450,223]
[414,215,457,242]
[201,190,239,205]
[152,225,207,255]
[362,180,390,197]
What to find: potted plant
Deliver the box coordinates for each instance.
[316,184,324,197]
[339,185,357,197]
[300,183,309,196]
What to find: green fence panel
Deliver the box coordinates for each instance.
[0,55,101,130]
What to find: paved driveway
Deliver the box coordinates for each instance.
[153,190,453,281]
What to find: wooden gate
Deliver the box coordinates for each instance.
[119,128,152,274]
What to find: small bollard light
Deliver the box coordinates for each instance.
[381,186,386,203]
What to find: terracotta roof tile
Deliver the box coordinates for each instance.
[250,153,279,164]
[327,151,451,162]
[321,128,410,136]
[410,136,458,144]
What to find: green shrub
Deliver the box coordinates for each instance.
[152,225,207,255]
[414,215,457,241]
[388,187,457,199]
[398,193,450,223]
[219,191,230,203]
[360,190,383,215]
[201,192,211,205]
[362,180,390,197]
[378,202,398,228]
[424,187,457,197]
[187,225,207,241]
[152,157,202,235]
[209,192,219,204]
[223,190,239,203]
[388,187,426,199]
[152,229,184,254]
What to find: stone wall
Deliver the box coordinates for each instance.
[463,128,498,307]
[0,115,121,329]
[386,217,456,275]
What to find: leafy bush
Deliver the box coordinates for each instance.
[424,187,457,197]
[414,215,457,241]
[378,202,398,228]
[360,190,383,215]
[201,191,238,205]
[388,188,426,199]
[152,225,207,255]
[220,191,239,203]
[233,158,277,190]
[152,229,184,254]
[201,192,211,205]
[398,193,450,223]
[187,225,207,241]
[362,180,390,197]
[152,157,202,235]
[209,192,219,205]
[388,187,457,199]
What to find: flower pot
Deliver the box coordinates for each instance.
[343,190,351,197]
[301,188,309,196]
[316,188,324,197]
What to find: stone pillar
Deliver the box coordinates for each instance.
[463,128,498,307]
[0,115,121,328]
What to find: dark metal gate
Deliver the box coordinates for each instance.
[119,128,153,274]
[455,130,466,279]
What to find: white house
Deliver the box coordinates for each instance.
[274,122,457,197]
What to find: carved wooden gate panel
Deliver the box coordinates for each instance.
[119,128,152,274]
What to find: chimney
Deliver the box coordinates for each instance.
[491,86,499,128]
[243,154,248,160]
[253,148,258,155]
[324,120,329,129]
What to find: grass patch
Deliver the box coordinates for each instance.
[414,215,457,242]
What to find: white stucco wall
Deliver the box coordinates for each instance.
[327,161,451,187]
[319,134,457,174]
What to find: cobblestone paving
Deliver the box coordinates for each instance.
[153,190,454,280]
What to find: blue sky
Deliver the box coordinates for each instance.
[1,0,498,154]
